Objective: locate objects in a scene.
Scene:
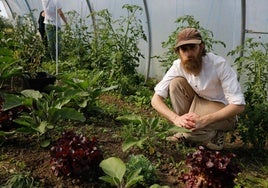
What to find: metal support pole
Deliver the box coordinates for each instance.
[56,3,59,75]
[143,0,152,83]
[2,0,14,19]
[240,0,246,58]
[86,0,97,39]
[245,30,268,35]
[238,0,246,80]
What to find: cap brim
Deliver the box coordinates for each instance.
[175,39,201,48]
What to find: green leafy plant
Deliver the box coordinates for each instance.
[117,114,189,153]
[99,157,144,188]
[3,172,40,188]
[16,90,85,129]
[156,15,225,72]
[11,12,45,76]
[0,16,12,32]
[149,185,170,188]
[59,70,117,114]
[2,89,85,147]
[126,85,154,109]
[60,10,92,63]
[0,17,23,90]
[228,38,268,152]
[0,48,22,88]
[88,4,147,95]
[235,173,268,188]
[126,154,157,187]
[44,4,147,96]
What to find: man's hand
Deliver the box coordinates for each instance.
[173,112,210,131]
[189,112,209,130]
[173,112,197,129]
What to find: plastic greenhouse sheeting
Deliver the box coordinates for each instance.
[1,0,268,79]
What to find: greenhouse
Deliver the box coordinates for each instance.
[0,0,267,187]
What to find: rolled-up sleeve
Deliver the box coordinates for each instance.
[154,60,182,99]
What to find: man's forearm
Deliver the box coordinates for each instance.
[151,93,178,122]
[201,104,245,125]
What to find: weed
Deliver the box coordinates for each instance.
[126,154,157,186]
[3,172,40,188]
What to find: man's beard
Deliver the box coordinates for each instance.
[181,53,203,76]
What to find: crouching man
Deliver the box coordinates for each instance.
[151,28,245,150]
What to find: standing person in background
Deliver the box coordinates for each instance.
[38,10,47,48]
[41,0,67,60]
[151,28,245,150]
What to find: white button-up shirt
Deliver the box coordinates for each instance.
[154,52,245,105]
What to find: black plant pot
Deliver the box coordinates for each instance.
[23,72,56,91]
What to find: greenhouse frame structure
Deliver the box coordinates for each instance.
[1,0,268,80]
